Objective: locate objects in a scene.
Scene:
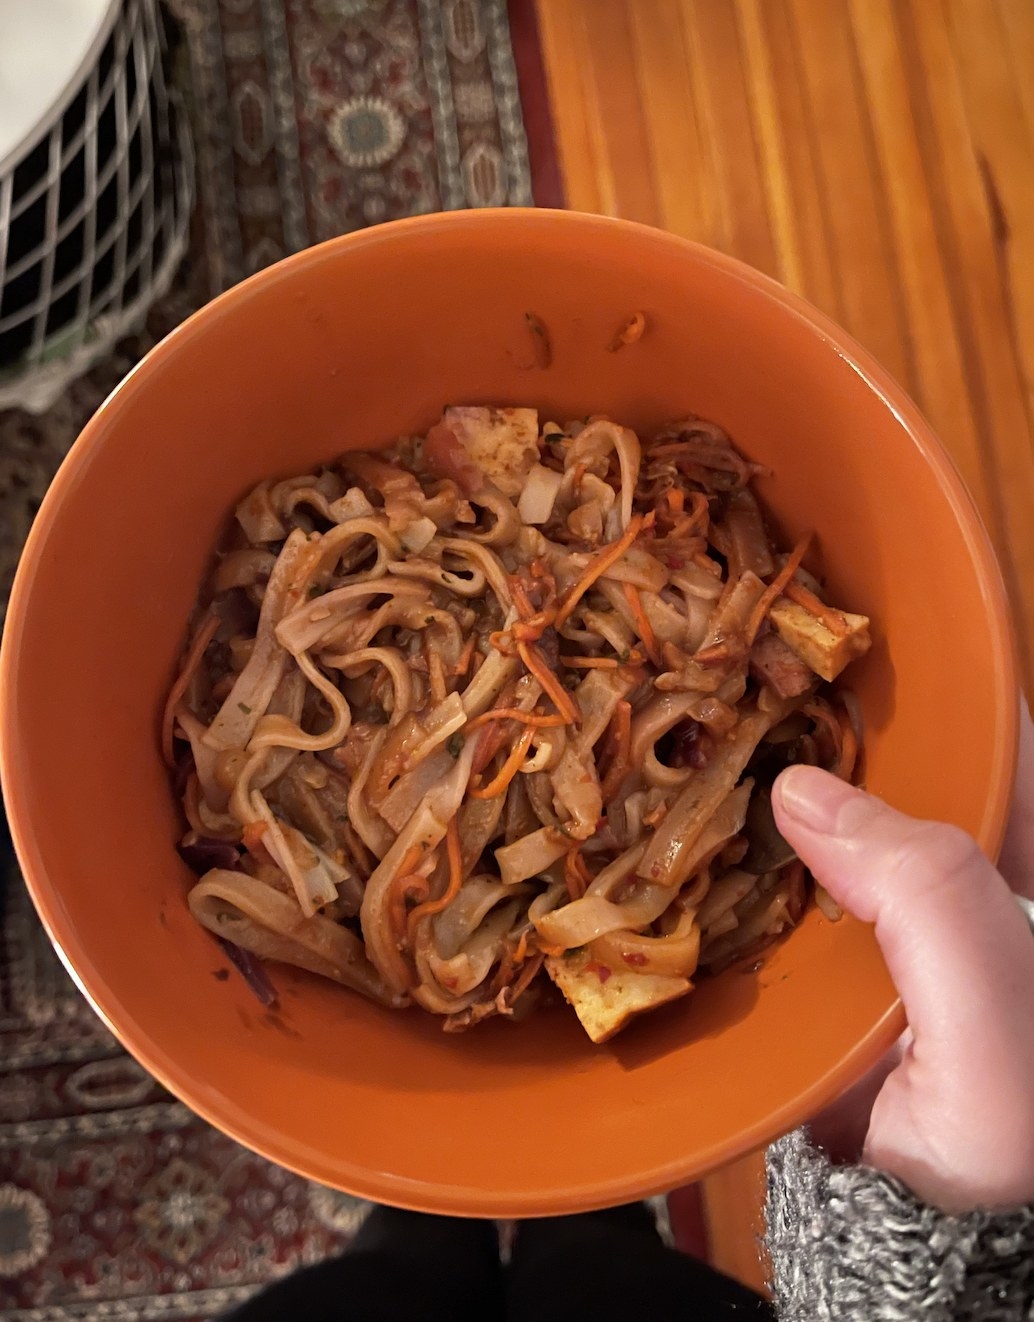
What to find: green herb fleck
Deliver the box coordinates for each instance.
[238,703,252,714]
[447,732,464,758]
[618,648,631,664]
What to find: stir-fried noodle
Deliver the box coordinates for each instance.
[167,408,871,1041]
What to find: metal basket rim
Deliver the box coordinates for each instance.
[0,0,123,179]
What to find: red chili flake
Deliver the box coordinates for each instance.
[623,952,647,967]
[665,555,684,570]
[586,961,612,984]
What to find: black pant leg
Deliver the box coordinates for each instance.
[507,1203,776,1322]
[220,1207,505,1322]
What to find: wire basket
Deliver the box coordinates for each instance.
[0,0,193,412]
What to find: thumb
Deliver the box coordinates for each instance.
[771,767,1033,1054]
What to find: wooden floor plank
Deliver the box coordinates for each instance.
[534,1,604,214]
[535,0,1034,1290]
[679,0,779,272]
[786,0,918,393]
[743,0,843,315]
[626,0,716,240]
[846,0,992,512]
[733,0,804,290]
[908,0,1034,678]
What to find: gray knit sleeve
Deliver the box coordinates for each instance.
[765,1129,1034,1321]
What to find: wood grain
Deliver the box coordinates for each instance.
[535,0,1034,1292]
[537,0,1034,682]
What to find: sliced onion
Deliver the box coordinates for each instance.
[518,463,564,525]
[399,516,438,553]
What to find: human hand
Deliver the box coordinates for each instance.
[772,705,1034,1214]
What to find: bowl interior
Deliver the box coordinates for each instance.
[1,210,1016,1215]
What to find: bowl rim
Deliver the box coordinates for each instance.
[0,207,1018,1214]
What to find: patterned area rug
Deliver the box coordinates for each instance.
[0,2,555,1316]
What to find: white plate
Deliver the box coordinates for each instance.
[0,0,118,171]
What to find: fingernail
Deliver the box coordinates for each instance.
[775,766,860,833]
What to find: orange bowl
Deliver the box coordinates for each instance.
[0,210,1017,1216]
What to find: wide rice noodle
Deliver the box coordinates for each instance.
[167,406,870,1037]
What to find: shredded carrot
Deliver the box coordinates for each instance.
[784,579,851,636]
[393,844,424,884]
[599,700,633,803]
[517,639,581,724]
[622,582,662,667]
[161,612,220,765]
[514,929,530,964]
[472,720,509,775]
[469,726,535,799]
[387,843,429,948]
[407,820,463,933]
[507,949,545,1003]
[571,461,587,490]
[466,706,568,733]
[239,818,275,869]
[564,846,592,901]
[242,820,268,851]
[684,491,711,535]
[665,488,685,515]
[559,655,620,670]
[512,610,557,643]
[606,311,646,352]
[489,629,517,656]
[746,532,813,643]
[454,635,477,677]
[693,639,738,667]
[390,876,429,953]
[509,575,538,619]
[555,511,653,629]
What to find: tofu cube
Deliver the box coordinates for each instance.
[769,598,871,682]
[546,950,692,1044]
[444,406,539,499]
